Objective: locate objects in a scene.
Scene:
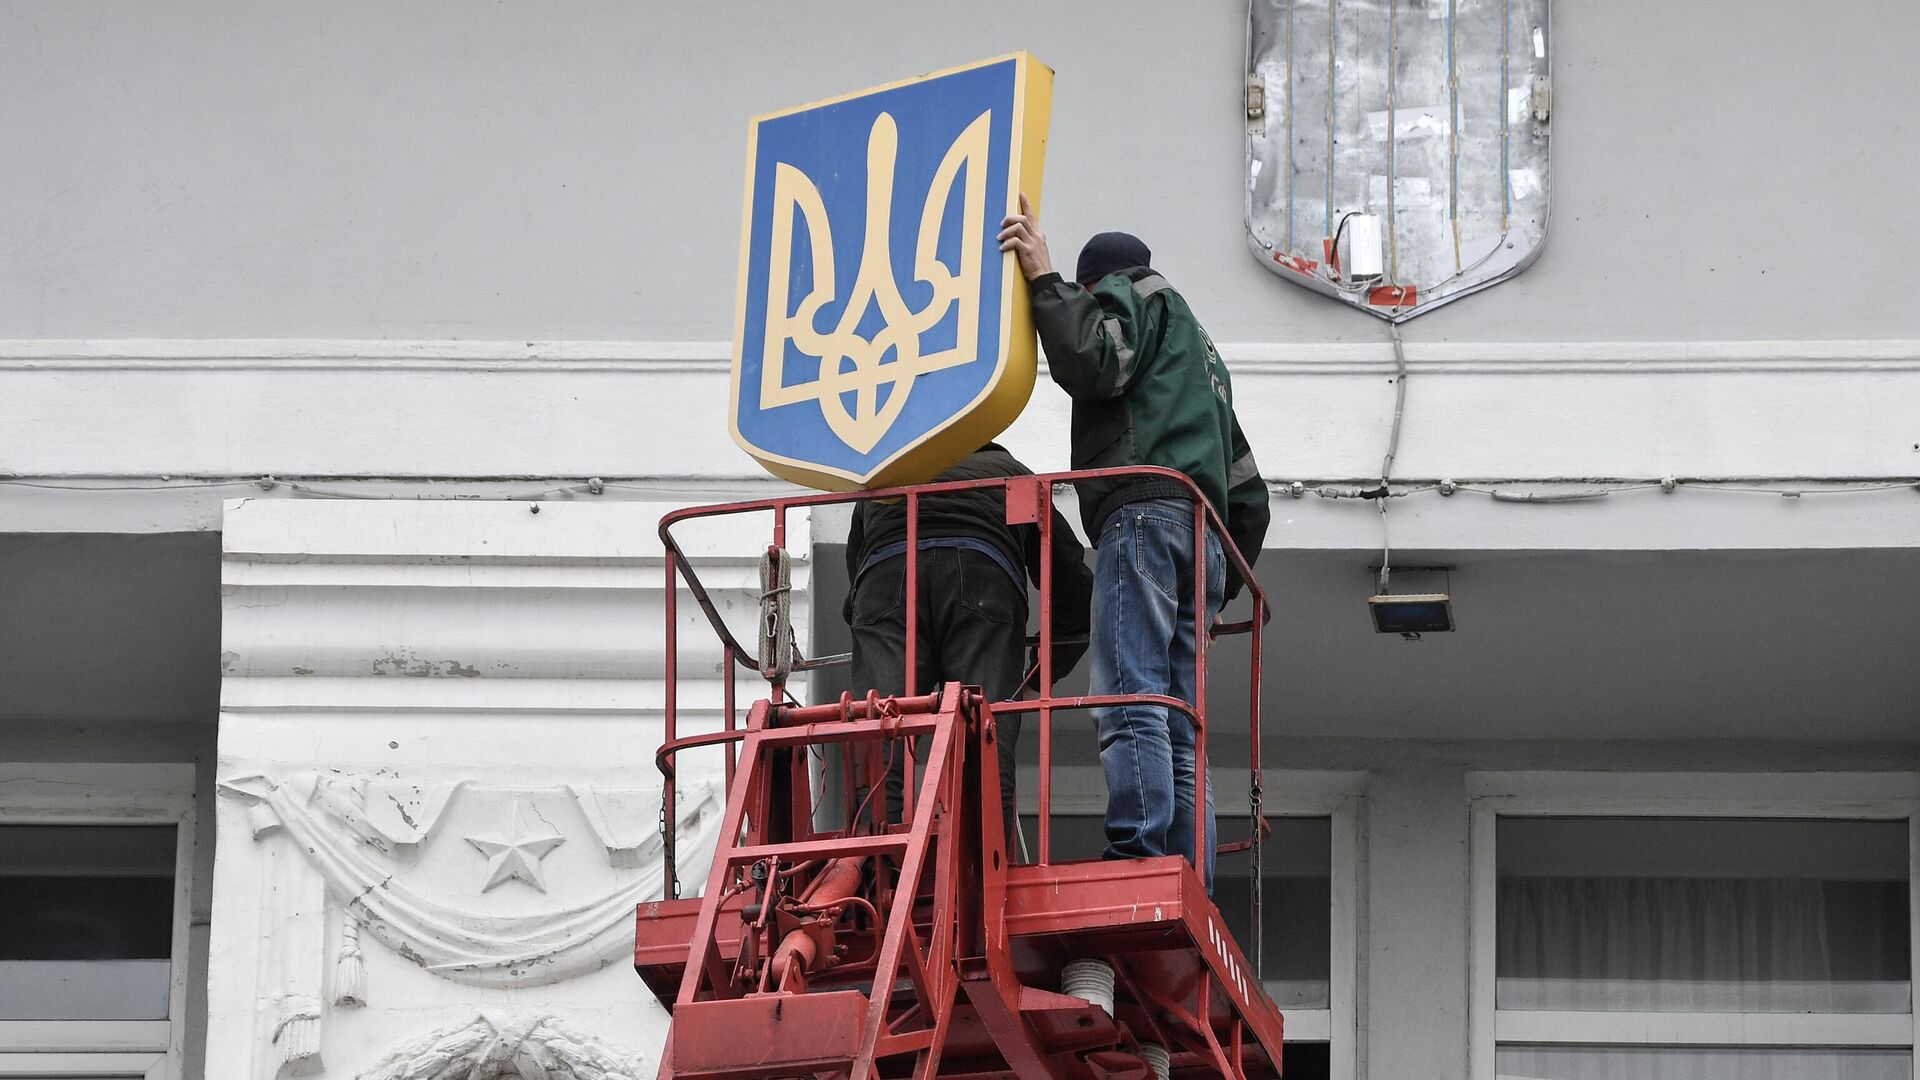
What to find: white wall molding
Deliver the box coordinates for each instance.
[1224,338,1920,375]
[219,678,734,715]
[4,336,1918,374]
[1466,771,1920,803]
[0,339,728,373]
[8,338,1919,490]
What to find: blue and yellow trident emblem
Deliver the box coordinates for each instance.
[730,54,1053,490]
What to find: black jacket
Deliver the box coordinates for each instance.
[844,444,1094,681]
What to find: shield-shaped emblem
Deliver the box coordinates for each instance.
[730,54,1053,491]
[1246,0,1551,320]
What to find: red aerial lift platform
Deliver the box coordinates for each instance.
[638,468,1279,1080]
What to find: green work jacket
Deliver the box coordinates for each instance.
[1029,267,1270,599]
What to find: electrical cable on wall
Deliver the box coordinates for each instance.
[1372,322,1412,595]
[1296,479,1919,500]
[0,477,744,499]
[5,474,1918,503]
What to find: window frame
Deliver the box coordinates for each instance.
[1467,771,1920,1080]
[0,763,196,1080]
[1024,767,1364,1080]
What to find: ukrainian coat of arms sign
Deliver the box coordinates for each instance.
[730,53,1053,491]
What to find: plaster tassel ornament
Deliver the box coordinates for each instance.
[334,913,367,1007]
[262,823,328,1077]
[272,995,323,1077]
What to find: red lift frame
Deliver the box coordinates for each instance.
[642,466,1277,1080]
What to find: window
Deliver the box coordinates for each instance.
[0,826,178,1021]
[0,765,195,1080]
[1022,772,1361,1080]
[1471,775,1917,1080]
[1218,815,1341,1080]
[1215,817,1333,1011]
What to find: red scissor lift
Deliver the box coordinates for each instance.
[636,467,1280,1080]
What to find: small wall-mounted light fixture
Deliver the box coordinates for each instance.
[1369,564,1455,639]
[1368,593,1454,635]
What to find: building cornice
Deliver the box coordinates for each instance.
[3,337,1916,375]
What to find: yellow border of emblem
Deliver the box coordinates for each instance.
[727,52,1054,491]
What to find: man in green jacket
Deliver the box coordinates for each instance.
[999,197,1269,890]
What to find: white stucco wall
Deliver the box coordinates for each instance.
[3,1,1917,343]
[2,1,1918,495]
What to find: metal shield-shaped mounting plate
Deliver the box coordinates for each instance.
[730,53,1053,491]
[1246,0,1551,320]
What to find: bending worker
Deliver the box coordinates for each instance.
[998,197,1270,891]
[845,442,1094,846]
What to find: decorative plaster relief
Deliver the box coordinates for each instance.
[568,784,665,869]
[465,800,567,893]
[355,1012,651,1080]
[218,769,721,1076]
[209,498,807,1079]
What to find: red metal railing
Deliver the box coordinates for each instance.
[654,465,1271,961]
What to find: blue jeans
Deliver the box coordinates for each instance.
[1090,498,1225,890]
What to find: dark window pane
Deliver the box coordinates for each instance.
[1217,817,1332,1009]
[0,876,175,960]
[1281,1040,1330,1080]
[0,824,176,1020]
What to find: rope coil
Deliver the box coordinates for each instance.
[758,546,795,681]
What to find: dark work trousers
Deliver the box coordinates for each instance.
[848,547,1027,848]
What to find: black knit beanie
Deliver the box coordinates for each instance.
[1074,232,1152,286]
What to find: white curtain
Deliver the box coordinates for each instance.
[1498,877,1911,1013]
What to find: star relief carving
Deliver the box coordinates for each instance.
[464,800,566,893]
